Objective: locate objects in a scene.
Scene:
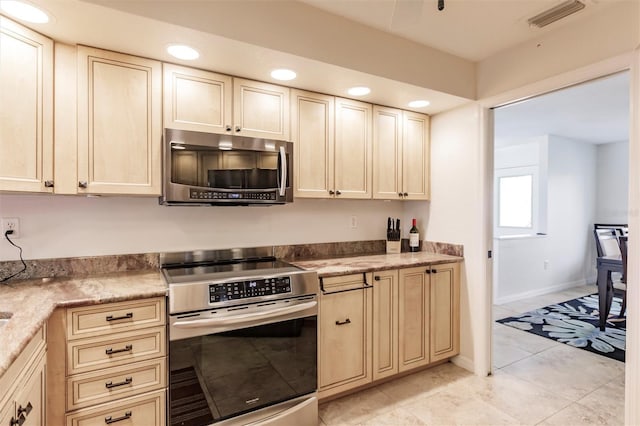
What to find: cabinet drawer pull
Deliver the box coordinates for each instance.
[105,344,133,355]
[78,181,88,188]
[17,402,32,417]
[335,318,351,326]
[44,180,54,188]
[105,377,133,389]
[104,411,132,424]
[105,312,133,322]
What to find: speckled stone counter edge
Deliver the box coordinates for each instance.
[0,240,462,282]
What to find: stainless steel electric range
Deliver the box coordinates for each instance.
[161,247,318,426]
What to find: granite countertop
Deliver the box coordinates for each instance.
[0,270,166,378]
[0,250,463,379]
[290,251,463,277]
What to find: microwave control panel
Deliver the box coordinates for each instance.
[209,276,292,302]
[190,189,276,201]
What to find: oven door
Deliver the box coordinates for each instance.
[168,297,317,426]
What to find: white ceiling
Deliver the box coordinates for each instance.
[298,0,610,62]
[5,0,621,116]
[494,71,630,145]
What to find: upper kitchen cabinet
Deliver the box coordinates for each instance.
[290,89,335,198]
[233,78,289,140]
[0,17,53,193]
[334,98,372,199]
[373,107,430,200]
[164,66,289,141]
[77,46,162,195]
[163,63,232,134]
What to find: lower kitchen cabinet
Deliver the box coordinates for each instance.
[318,262,460,401]
[0,327,47,426]
[47,297,167,425]
[318,273,373,399]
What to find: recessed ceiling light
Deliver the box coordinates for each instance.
[167,44,199,60]
[348,86,371,96]
[271,69,297,81]
[0,0,49,23]
[408,100,430,108]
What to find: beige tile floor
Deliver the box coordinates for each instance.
[319,284,626,425]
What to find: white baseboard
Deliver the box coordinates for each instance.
[494,278,595,305]
[451,355,475,373]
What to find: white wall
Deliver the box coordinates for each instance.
[494,136,597,303]
[596,141,629,223]
[407,103,491,375]
[0,195,403,260]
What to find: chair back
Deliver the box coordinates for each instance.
[594,228,621,257]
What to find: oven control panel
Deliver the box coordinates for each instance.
[209,276,292,302]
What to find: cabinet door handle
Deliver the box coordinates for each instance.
[225,124,232,131]
[104,411,132,424]
[44,180,54,188]
[335,318,351,326]
[105,377,133,389]
[105,344,132,355]
[105,312,133,322]
[404,192,408,197]
[431,269,437,274]
[336,190,341,195]
[374,276,380,281]
[398,193,403,197]
[235,126,241,132]
[17,402,32,417]
[78,181,88,188]
[9,417,20,426]
[328,190,335,195]
[425,269,431,274]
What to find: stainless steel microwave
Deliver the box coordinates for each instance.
[160,128,293,206]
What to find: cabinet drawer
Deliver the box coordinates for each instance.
[66,389,166,426]
[67,326,166,375]
[67,298,165,340]
[67,358,167,411]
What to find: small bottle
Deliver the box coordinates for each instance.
[409,218,420,252]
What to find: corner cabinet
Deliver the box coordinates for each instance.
[318,273,372,399]
[0,327,47,426]
[0,17,54,193]
[373,106,430,200]
[77,46,162,195]
[164,64,289,140]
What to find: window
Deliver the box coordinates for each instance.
[495,165,545,237]
[498,174,532,228]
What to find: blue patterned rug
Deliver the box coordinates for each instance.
[496,293,626,362]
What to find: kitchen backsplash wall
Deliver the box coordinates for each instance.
[0,194,415,261]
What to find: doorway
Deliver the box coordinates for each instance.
[491,71,630,423]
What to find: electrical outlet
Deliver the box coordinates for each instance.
[1,217,20,238]
[350,215,358,229]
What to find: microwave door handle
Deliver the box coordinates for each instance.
[278,146,287,196]
[173,301,317,330]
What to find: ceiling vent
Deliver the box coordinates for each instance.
[527,0,586,28]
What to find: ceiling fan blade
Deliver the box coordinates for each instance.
[390,0,424,28]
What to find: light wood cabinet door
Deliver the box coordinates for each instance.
[402,111,430,200]
[77,46,162,195]
[398,266,430,372]
[233,78,289,140]
[334,98,372,199]
[430,262,460,362]
[291,89,335,198]
[372,106,402,200]
[372,269,398,381]
[318,273,372,398]
[163,63,232,133]
[0,17,53,193]
[13,351,46,426]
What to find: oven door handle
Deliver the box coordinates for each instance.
[172,301,317,330]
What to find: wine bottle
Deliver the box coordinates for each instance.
[409,218,420,252]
